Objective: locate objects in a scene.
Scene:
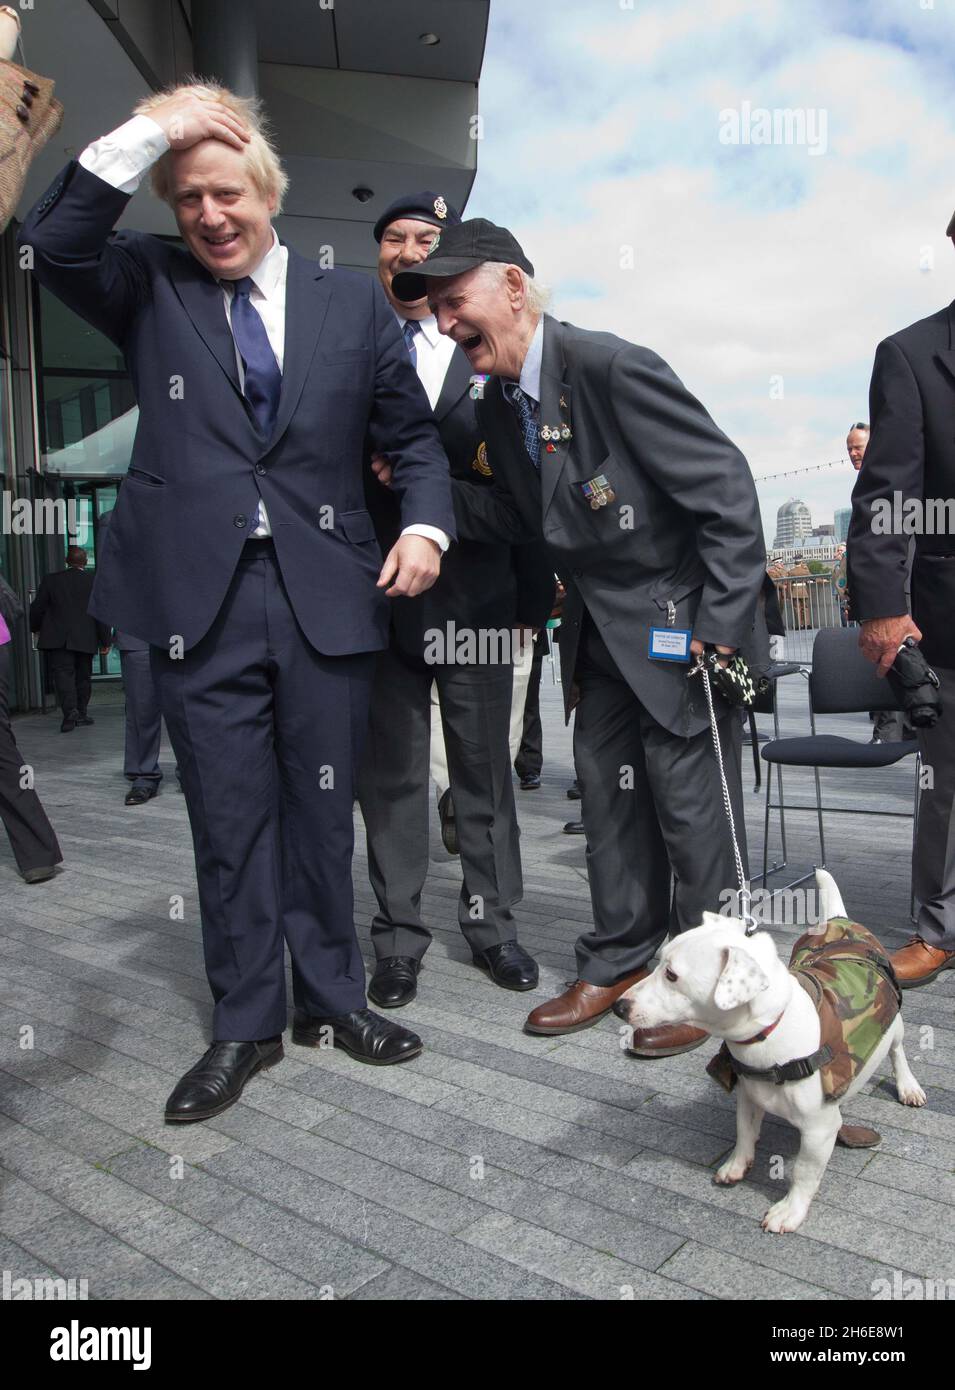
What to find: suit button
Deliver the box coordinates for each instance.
[255,464,267,475]
[233,514,247,528]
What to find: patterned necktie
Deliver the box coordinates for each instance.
[402,318,420,368]
[504,382,541,471]
[229,276,282,438]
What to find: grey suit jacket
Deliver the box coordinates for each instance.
[452,315,767,737]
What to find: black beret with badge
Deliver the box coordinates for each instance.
[372,191,462,244]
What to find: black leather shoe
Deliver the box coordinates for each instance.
[293,1008,422,1065]
[472,940,539,991]
[563,819,585,835]
[520,773,541,790]
[437,789,459,855]
[566,780,582,800]
[125,783,158,806]
[21,865,57,884]
[60,713,77,733]
[76,714,94,726]
[164,1037,284,1123]
[368,956,421,1009]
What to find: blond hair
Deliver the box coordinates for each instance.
[134,79,289,213]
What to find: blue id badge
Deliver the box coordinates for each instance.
[649,627,692,662]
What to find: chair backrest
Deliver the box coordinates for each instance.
[809,628,902,714]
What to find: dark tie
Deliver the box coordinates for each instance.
[229,276,282,438]
[402,318,420,368]
[503,382,541,471]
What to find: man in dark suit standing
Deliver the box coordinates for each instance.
[358,193,552,1008]
[847,209,955,988]
[20,82,455,1121]
[388,221,766,1054]
[30,546,110,732]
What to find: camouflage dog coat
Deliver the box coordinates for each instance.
[707,918,902,1101]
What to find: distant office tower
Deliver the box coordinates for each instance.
[773,497,812,548]
[834,508,852,543]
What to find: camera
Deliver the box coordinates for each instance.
[885,637,942,728]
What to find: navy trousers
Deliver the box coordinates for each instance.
[119,649,163,785]
[151,542,374,1041]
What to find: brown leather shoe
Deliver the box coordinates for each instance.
[836,1123,881,1148]
[524,972,649,1035]
[890,937,955,989]
[627,1022,709,1057]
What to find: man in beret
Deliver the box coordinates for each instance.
[358,193,553,1008]
[384,221,766,1053]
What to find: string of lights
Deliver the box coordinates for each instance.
[752,457,852,485]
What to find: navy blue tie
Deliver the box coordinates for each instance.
[504,383,541,471]
[229,276,282,438]
[402,318,420,368]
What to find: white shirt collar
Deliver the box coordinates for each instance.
[515,316,544,404]
[224,228,285,298]
[392,308,440,347]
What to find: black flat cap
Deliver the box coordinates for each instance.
[372,191,461,243]
[391,218,534,303]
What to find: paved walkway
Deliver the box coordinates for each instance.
[0,672,952,1300]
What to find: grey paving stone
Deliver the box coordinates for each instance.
[458,1210,703,1300]
[14,1211,212,1300]
[346,1265,464,1300]
[656,1239,837,1301]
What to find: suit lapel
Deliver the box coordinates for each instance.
[434,345,473,421]
[169,254,243,398]
[936,300,955,386]
[538,316,574,518]
[270,248,332,448]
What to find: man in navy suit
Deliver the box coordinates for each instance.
[19,83,455,1122]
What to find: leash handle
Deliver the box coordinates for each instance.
[697,657,757,934]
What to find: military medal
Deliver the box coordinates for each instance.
[580,474,616,509]
[540,422,571,444]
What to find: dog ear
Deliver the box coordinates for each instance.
[713,945,770,1011]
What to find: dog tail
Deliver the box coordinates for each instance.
[815,868,847,923]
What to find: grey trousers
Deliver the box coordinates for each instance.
[357,639,522,959]
[572,617,747,985]
[914,666,955,949]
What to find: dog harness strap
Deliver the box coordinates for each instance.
[728,1043,834,1085]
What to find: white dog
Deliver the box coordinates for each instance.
[614,871,926,1233]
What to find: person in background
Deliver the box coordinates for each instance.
[0,586,62,883]
[29,546,110,732]
[848,215,955,986]
[844,421,909,743]
[359,192,552,1009]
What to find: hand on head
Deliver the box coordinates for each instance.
[145,89,251,151]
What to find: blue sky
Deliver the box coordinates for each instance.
[466,0,955,544]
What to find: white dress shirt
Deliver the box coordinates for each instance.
[395,310,456,411]
[78,115,449,550]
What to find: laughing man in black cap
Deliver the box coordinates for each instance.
[384,220,767,1054]
[357,194,554,1008]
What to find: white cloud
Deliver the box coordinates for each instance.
[468,0,955,543]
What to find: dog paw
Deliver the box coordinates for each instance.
[898,1082,927,1107]
[761,1196,809,1234]
[714,1156,753,1186]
